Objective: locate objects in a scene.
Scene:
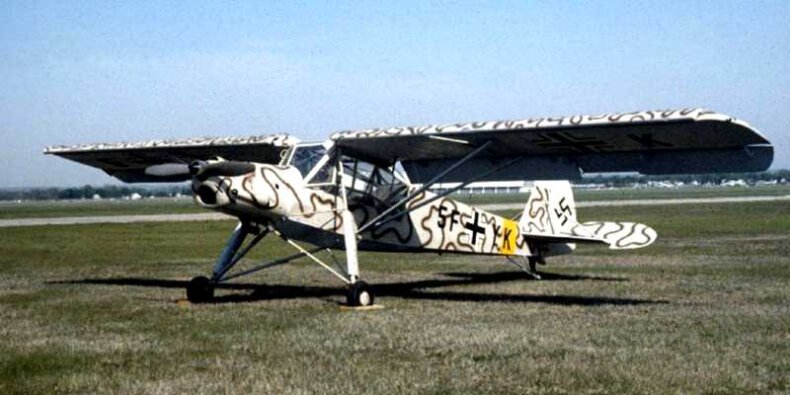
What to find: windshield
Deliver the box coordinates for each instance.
[289,145,327,178]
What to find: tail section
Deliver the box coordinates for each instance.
[519,181,657,250]
[519,181,587,238]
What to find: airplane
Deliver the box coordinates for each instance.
[45,108,773,306]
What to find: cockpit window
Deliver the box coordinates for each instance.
[289,145,327,178]
[285,144,409,196]
[309,161,333,184]
[340,156,408,206]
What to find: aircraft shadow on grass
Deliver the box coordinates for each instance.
[50,270,666,307]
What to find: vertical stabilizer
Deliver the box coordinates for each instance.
[519,181,581,237]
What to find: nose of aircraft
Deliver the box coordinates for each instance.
[193,168,278,212]
[193,179,231,208]
[191,160,259,208]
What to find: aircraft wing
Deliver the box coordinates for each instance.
[45,134,298,183]
[330,108,773,183]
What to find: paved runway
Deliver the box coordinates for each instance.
[1,195,788,228]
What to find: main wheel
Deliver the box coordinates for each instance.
[186,276,214,303]
[346,281,374,307]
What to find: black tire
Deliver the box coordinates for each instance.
[186,276,214,303]
[346,281,374,307]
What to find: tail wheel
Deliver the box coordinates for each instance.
[346,281,374,307]
[528,257,539,273]
[186,276,214,303]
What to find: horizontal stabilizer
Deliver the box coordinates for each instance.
[580,221,657,250]
[518,181,658,249]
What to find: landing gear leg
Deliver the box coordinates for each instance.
[527,257,542,280]
[524,242,545,280]
[336,150,374,307]
[186,221,261,303]
[341,209,374,307]
[507,255,543,280]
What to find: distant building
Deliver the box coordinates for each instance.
[721,179,747,187]
[429,181,531,195]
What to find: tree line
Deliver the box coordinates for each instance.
[580,169,790,187]
[0,184,192,201]
[1,170,788,201]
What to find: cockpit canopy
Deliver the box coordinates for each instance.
[283,142,411,206]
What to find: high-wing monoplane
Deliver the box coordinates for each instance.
[46,108,773,305]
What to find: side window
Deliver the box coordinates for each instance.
[308,162,333,184]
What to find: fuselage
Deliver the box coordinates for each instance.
[181,141,663,258]
[191,160,549,257]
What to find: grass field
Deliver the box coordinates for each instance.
[0,200,788,393]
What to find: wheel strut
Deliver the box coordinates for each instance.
[186,221,266,302]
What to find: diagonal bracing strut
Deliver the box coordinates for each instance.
[356,140,493,234]
[369,156,523,227]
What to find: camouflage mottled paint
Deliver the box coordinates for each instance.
[198,164,656,257]
[330,108,752,140]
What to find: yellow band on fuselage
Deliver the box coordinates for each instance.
[499,219,519,255]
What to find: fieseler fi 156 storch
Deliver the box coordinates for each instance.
[46,108,773,306]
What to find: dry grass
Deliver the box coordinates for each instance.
[0,202,788,393]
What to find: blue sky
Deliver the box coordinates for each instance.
[1,1,788,187]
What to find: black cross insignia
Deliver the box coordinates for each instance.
[532,132,612,153]
[464,211,485,244]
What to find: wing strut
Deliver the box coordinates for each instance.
[356,140,493,234]
[379,156,523,224]
[275,230,352,285]
[358,150,522,233]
